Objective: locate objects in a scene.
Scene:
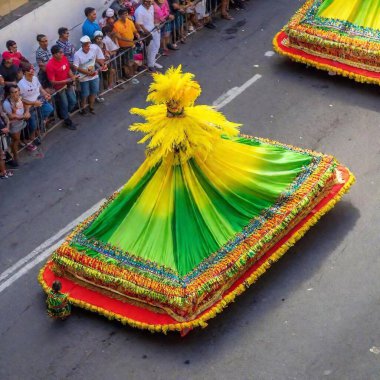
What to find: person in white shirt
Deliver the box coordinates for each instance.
[135,0,162,72]
[18,64,54,143]
[102,26,120,55]
[73,35,105,114]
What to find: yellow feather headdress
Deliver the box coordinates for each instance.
[130,66,241,167]
[147,65,201,107]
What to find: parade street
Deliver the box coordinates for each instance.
[1,1,379,379]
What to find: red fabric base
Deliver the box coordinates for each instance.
[276,31,380,80]
[41,166,351,328]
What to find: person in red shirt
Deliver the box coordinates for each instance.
[46,45,78,130]
[2,40,30,69]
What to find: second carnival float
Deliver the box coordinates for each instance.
[39,66,354,335]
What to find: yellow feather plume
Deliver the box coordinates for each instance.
[130,66,241,167]
[146,65,201,107]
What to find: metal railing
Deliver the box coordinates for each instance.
[2,1,226,159]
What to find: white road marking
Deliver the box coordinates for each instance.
[0,75,262,294]
[0,199,105,294]
[0,239,64,293]
[213,74,262,110]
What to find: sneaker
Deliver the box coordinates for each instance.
[96,97,105,103]
[167,44,179,50]
[148,67,157,73]
[26,144,37,152]
[0,170,13,179]
[154,62,163,69]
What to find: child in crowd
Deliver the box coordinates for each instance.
[46,280,71,320]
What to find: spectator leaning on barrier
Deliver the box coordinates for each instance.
[56,27,76,68]
[135,0,162,73]
[102,25,120,56]
[46,45,78,130]
[0,58,22,98]
[93,31,116,90]
[3,84,31,166]
[2,40,30,70]
[167,0,187,44]
[153,0,174,56]
[113,8,140,78]
[0,105,13,179]
[74,36,105,115]
[18,64,54,144]
[82,7,101,39]
[36,34,52,89]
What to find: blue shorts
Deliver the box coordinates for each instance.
[80,77,100,98]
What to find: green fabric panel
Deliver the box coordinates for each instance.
[84,166,157,241]
[77,138,314,276]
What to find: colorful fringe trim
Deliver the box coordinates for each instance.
[45,134,345,321]
[38,167,355,333]
[273,0,380,85]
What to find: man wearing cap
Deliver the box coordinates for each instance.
[100,8,116,29]
[82,7,101,39]
[73,36,105,115]
[135,0,161,72]
[46,45,78,130]
[113,8,140,78]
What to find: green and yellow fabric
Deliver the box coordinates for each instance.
[49,67,353,322]
[274,0,380,85]
[46,290,71,319]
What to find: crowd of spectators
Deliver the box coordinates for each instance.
[0,0,244,179]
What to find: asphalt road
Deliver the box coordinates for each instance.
[1,1,380,379]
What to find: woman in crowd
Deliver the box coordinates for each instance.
[154,0,174,56]
[2,85,31,166]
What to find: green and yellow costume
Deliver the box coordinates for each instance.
[46,290,71,319]
[40,67,354,330]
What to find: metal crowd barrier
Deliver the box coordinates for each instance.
[9,1,225,155]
